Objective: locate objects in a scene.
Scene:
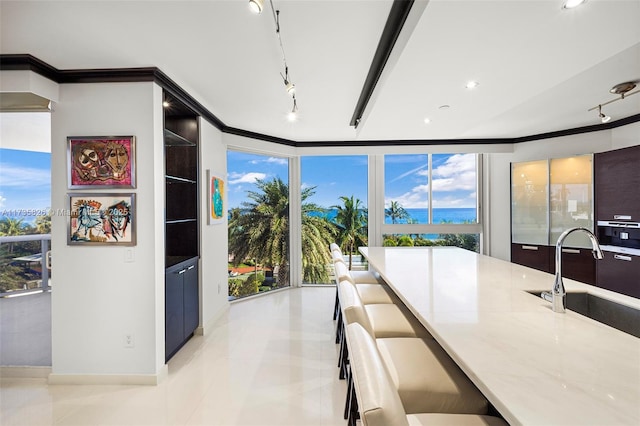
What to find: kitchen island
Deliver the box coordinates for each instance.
[359,246,640,425]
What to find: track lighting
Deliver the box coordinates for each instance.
[588,81,639,123]
[287,97,298,122]
[249,0,299,119]
[285,80,295,96]
[248,0,264,14]
[598,105,611,123]
[281,67,295,96]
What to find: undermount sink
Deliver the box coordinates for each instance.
[527,291,640,338]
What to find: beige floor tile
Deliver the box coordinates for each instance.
[1,287,346,426]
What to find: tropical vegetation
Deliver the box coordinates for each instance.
[227,180,478,299]
[0,214,51,293]
[385,200,409,224]
[227,178,336,295]
[332,195,367,270]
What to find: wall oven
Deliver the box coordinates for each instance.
[597,221,640,254]
[596,221,640,299]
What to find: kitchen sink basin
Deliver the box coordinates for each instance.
[527,291,640,338]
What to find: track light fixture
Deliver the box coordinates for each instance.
[598,105,611,123]
[588,81,639,123]
[287,98,298,122]
[250,0,299,119]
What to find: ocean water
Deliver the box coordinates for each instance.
[390,208,476,224]
[309,207,476,225]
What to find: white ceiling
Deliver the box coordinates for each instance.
[1,0,639,143]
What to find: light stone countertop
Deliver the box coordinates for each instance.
[359,246,640,426]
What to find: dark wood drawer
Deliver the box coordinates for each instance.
[548,247,596,286]
[511,243,552,273]
[596,251,640,299]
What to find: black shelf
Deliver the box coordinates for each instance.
[164,128,196,147]
[164,90,200,362]
[166,218,197,224]
[166,175,196,184]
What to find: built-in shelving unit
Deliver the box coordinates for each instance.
[164,91,200,361]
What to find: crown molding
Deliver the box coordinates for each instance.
[2,54,639,147]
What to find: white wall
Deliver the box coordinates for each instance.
[487,124,640,261]
[611,121,640,150]
[199,119,230,332]
[46,82,233,381]
[50,82,166,381]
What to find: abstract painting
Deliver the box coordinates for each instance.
[207,170,225,224]
[67,136,136,188]
[68,193,136,245]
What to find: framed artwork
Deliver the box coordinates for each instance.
[207,170,225,225]
[68,193,136,245]
[67,136,136,188]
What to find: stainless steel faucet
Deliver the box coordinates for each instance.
[542,227,604,313]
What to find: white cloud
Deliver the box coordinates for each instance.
[431,154,477,192]
[386,184,429,209]
[433,154,475,177]
[250,157,288,166]
[386,154,477,208]
[0,163,50,189]
[228,172,266,185]
[0,194,6,208]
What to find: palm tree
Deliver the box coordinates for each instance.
[385,200,410,224]
[301,188,336,283]
[332,195,368,270]
[0,217,27,253]
[33,214,51,234]
[228,178,335,286]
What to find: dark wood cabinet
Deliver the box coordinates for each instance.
[165,258,199,361]
[594,145,640,222]
[596,251,640,299]
[511,244,552,273]
[548,247,596,286]
[510,156,596,285]
[164,91,200,361]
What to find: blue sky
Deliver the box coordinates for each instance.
[0,148,51,222]
[0,148,475,225]
[227,151,369,209]
[228,151,477,210]
[385,153,477,209]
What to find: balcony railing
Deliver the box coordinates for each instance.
[0,234,51,298]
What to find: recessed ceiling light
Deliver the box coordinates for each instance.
[562,0,586,9]
[439,105,450,110]
[423,118,431,124]
[248,0,264,14]
[465,81,479,89]
[162,101,170,108]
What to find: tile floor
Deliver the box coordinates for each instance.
[0,286,347,426]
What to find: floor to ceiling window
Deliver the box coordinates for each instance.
[0,111,52,367]
[226,150,290,299]
[382,153,481,251]
[300,155,368,284]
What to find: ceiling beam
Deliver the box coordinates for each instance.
[349,0,415,128]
